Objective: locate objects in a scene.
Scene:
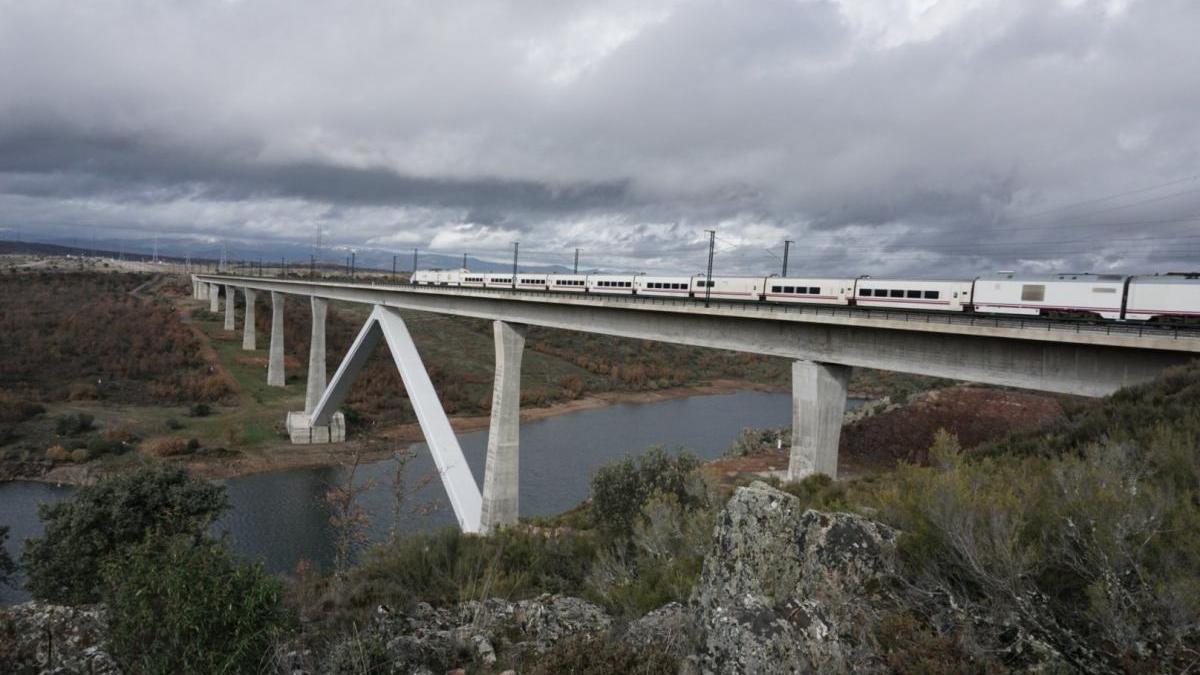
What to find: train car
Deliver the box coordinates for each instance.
[484,273,515,288]
[412,270,438,285]
[972,273,1124,320]
[1124,274,1200,322]
[635,275,694,298]
[438,270,462,286]
[692,275,765,301]
[764,277,855,305]
[547,274,589,293]
[587,274,636,295]
[516,274,549,291]
[853,278,973,311]
[459,272,486,288]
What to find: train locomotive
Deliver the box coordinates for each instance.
[410,269,1200,324]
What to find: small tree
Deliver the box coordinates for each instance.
[101,534,289,673]
[0,526,16,587]
[589,447,704,538]
[23,466,227,604]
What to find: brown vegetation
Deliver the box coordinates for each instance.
[0,272,227,404]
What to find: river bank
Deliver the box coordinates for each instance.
[26,379,794,486]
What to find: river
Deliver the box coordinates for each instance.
[0,390,864,605]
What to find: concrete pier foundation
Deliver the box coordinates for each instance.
[224,285,236,331]
[787,360,851,481]
[286,410,346,444]
[209,283,220,312]
[267,291,286,387]
[480,320,527,533]
[305,298,328,414]
[242,288,257,350]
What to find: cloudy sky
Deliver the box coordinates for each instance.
[2,0,1199,275]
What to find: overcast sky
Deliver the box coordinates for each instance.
[2,0,1199,275]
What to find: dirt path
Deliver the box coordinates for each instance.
[174,290,242,398]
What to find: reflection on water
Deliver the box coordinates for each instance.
[1,391,863,604]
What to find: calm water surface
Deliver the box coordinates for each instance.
[0,391,862,604]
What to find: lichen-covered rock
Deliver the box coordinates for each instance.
[691,481,899,674]
[621,601,693,658]
[320,594,612,673]
[0,601,120,675]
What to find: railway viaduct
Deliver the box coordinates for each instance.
[192,274,1200,534]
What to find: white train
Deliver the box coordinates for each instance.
[410,269,1200,323]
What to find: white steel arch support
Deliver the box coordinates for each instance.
[310,305,483,533]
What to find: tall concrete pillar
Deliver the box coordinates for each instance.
[305,297,328,414]
[480,320,527,533]
[267,291,286,387]
[223,285,236,331]
[242,288,257,350]
[209,283,220,312]
[787,360,851,481]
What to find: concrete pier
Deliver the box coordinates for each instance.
[224,285,236,331]
[305,297,328,414]
[480,320,527,533]
[209,283,220,312]
[267,291,286,387]
[242,288,257,350]
[787,360,851,481]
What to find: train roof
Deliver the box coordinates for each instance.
[1129,273,1200,285]
[977,272,1127,283]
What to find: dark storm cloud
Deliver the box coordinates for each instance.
[1,0,1199,274]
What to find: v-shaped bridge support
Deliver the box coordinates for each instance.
[307,305,483,533]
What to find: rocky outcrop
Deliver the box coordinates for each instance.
[0,601,120,674]
[690,481,899,674]
[320,593,612,673]
[621,601,692,659]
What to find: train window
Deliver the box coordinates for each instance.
[772,286,782,293]
[1092,287,1117,294]
[859,288,870,296]
[924,291,940,299]
[1021,284,1045,302]
[889,289,904,298]
[783,286,795,294]
[809,287,820,294]
[906,290,921,298]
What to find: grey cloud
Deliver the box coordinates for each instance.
[1,0,1199,277]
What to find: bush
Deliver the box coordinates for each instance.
[43,445,69,462]
[322,528,595,628]
[140,436,189,457]
[188,402,212,417]
[54,412,94,436]
[86,435,125,457]
[22,466,227,604]
[69,448,90,463]
[165,417,183,430]
[0,526,15,588]
[0,394,44,423]
[101,534,289,674]
[589,447,703,538]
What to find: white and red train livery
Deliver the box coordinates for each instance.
[410,269,1200,323]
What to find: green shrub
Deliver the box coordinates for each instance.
[165,417,183,430]
[54,412,94,436]
[326,527,595,627]
[85,434,125,457]
[22,466,227,604]
[586,490,714,617]
[0,526,15,588]
[188,402,211,417]
[589,447,703,538]
[101,534,289,674]
[872,429,1200,670]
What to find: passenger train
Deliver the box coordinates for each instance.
[411,269,1200,323]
